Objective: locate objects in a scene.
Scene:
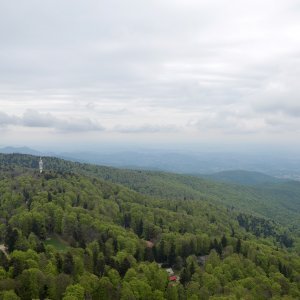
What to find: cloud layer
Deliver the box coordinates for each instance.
[0,110,103,132]
[1,0,300,146]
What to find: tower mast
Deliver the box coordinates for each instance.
[39,157,43,173]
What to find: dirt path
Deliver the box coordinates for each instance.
[0,244,8,257]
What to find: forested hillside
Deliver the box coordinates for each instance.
[203,170,282,186]
[1,154,300,234]
[0,154,299,299]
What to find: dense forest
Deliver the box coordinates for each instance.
[2,154,300,236]
[0,154,299,299]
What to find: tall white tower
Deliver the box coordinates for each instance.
[39,157,43,173]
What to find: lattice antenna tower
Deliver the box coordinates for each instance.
[39,157,43,173]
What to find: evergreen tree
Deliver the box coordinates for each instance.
[137,219,144,237]
[168,242,176,266]
[5,226,19,253]
[236,238,242,254]
[180,267,191,285]
[63,252,74,275]
[221,234,227,248]
[119,258,131,277]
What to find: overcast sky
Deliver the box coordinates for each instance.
[1,0,300,151]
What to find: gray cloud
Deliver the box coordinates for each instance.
[0,0,300,144]
[190,106,266,135]
[0,111,19,126]
[22,110,56,128]
[0,110,104,132]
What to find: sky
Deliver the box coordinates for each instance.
[0,0,300,152]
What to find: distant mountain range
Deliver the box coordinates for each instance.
[0,146,42,156]
[204,170,283,186]
[1,146,300,181]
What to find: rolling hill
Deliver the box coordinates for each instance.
[0,153,299,299]
[1,153,300,234]
[204,170,283,186]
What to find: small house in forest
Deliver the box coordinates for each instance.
[169,275,177,282]
[166,268,174,276]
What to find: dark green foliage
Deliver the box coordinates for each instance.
[144,247,154,262]
[205,170,282,185]
[180,267,190,285]
[236,238,241,254]
[221,234,227,248]
[168,242,176,266]
[63,252,74,275]
[5,226,19,253]
[119,257,131,277]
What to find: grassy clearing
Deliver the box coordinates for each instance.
[44,235,68,251]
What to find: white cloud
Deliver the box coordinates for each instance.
[0,0,300,146]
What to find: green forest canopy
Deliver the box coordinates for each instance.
[0,153,299,299]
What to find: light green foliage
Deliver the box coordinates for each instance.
[1,290,20,300]
[0,267,6,280]
[44,236,67,251]
[165,284,179,300]
[79,273,99,299]
[0,153,299,299]
[128,278,153,299]
[120,282,135,300]
[98,276,115,300]
[63,284,85,300]
[18,268,45,300]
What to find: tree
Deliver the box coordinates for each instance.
[180,267,191,285]
[1,290,20,300]
[55,253,63,273]
[165,284,179,300]
[206,249,220,268]
[120,257,131,277]
[168,242,176,266]
[129,278,152,300]
[120,282,135,300]
[137,219,144,237]
[186,281,201,299]
[124,213,131,228]
[54,273,72,300]
[236,239,241,254]
[79,273,99,300]
[221,234,227,248]
[63,284,85,300]
[124,268,138,282]
[158,240,166,262]
[152,290,165,300]
[5,226,19,253]
[47,191,52,202]
[63,252,74,275]
[98,276,115,300]
[0,251,9,271]
[174,256,184,270]
[202,273,221,295]
[144,247,154,262]
[18,268,45,300]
